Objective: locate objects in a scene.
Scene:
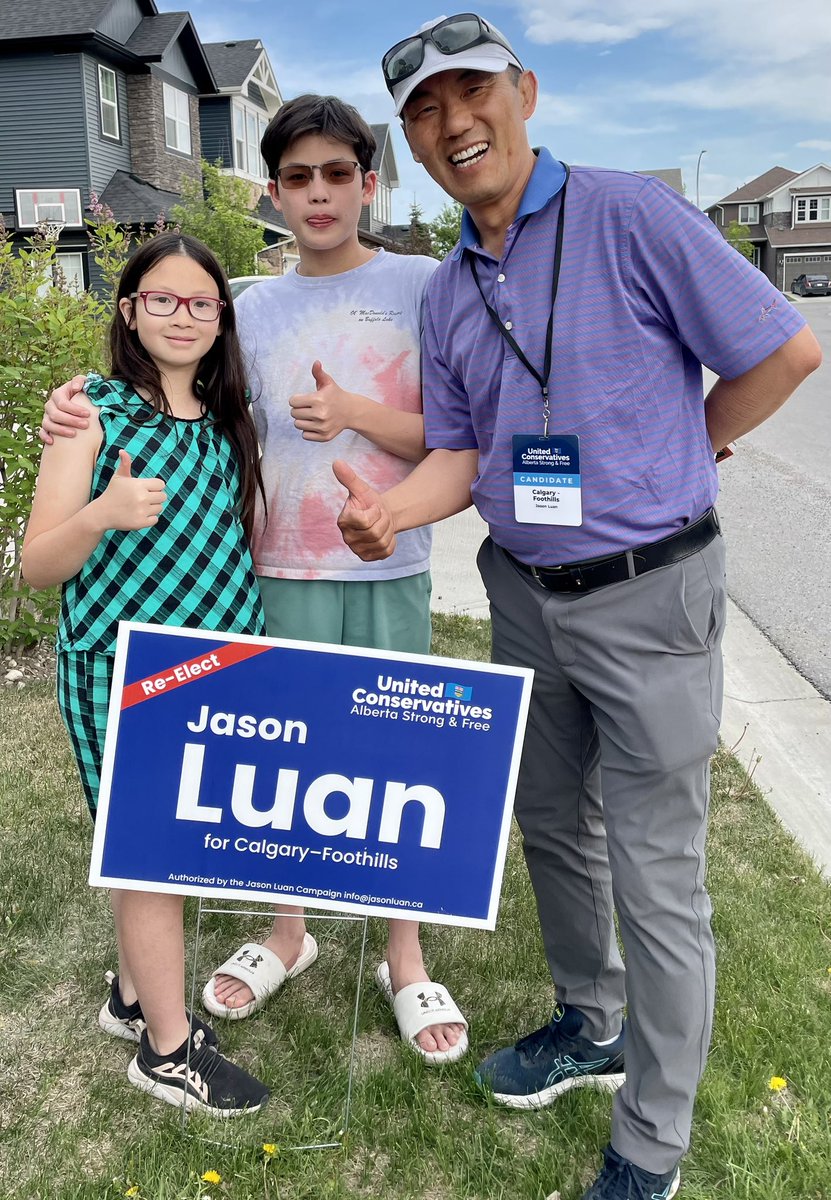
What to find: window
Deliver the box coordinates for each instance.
[98,65,119,140]
[163,83,191,155]
[795,196,831,223]
[234,107,246,171]
[37,252,85,297]
[54,253,85,292]
[373,181,391,228]
[14,189,84,229]
[232,101,269,179]
[738,204,759,224]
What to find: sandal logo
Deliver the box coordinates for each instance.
[237,950,264,968]
[418,990,446,1009]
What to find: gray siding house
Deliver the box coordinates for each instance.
[706,164,831,291]
[0,0,215,291]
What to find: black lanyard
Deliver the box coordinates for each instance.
[467,165,570,436]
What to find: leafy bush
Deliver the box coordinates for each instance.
[0,216,129,649]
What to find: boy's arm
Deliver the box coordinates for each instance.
[289,361,426,462]
[23,405,167,589]
[39,374,90,442]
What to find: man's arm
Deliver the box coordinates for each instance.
[290,361,426,462]
[705,324,821,453]
[334,448,478,561]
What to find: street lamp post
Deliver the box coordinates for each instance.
[695,149,707,209]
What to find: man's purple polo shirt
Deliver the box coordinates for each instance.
[422,148,805,564]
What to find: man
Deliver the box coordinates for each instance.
[333,12,822,1198]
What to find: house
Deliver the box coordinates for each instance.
[706,165,831,292]
[637,168,685,195]
[0,0,405,289]
[0,0,218,291]
[199,38,294,269]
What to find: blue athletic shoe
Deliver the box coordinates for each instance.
[474,1001,625,1109]
[581,1145,680,1199]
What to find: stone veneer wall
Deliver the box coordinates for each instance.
[126,75,202,193]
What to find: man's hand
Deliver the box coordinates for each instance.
[289,361,357,442]
[93,450,167,531]
[40,375,89,444]
[333,460,396,560]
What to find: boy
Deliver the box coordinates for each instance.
[42,94,467,1064]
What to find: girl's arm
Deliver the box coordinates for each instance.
[22,402,167,590]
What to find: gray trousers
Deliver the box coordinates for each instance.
[477,531,727,1173]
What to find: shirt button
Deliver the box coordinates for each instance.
[504,320,513,330]
[497,273,506,283]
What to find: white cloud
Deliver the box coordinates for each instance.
[797,140,831,152]
[511,0,831,66]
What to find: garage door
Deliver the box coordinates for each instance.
[784,252,831,291]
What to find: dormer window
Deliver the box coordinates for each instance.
[738,204,759,224]
[795,196,831,223]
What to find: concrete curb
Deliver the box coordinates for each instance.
[430,514,831,877]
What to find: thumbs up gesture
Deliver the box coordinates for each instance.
[333,459,396,560]
[289,360,357,442]
[96,449,167,531]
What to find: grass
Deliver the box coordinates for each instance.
[1,611,830,1200]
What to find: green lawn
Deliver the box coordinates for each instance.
[0,613,829,1200]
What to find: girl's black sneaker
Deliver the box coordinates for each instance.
[127,1027,269,1117]
[98,972,218,1048]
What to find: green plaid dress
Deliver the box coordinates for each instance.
[57,374,265,816]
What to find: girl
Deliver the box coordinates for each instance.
[23,232,269,1117]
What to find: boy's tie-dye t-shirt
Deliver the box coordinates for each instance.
[236,250,438,581]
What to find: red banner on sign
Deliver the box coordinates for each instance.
[121,640,272,710]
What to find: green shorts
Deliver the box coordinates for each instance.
[257,572,432,655]
[56,650,114,819]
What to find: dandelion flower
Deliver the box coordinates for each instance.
[125,1188,139,1198]
[263,1143,277,1156]
[768,1076,787,1092]
[201,1169,222,1184]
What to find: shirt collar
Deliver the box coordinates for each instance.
[455,148,567,259]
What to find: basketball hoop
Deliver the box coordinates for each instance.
[40,221,65,244]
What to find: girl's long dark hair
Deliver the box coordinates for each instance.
[110,232,265,543]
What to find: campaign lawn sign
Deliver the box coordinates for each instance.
[89,623,533,929]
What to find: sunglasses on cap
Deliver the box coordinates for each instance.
[382,12,519,92]
[274,160,364,189]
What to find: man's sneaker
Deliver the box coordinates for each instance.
[474,1001,625,1109]
[127,1027,269,1117]
[98,972,218,1048]
[581,1144,680,1199]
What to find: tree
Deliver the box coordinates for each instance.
[429,201,463,260]
[405,202,434,257]
[170,161,266,278]
[725,220,754,262]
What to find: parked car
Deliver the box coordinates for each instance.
[791,274,831,297]
[228,275,270,299]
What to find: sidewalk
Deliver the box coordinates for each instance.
[431,510,831,876]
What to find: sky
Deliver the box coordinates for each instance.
[159,0,831,224]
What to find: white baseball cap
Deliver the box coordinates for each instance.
[382,13,524,116]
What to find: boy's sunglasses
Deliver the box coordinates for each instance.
[131,291,226,321]
[382,13,519,91]
[274,160,363,189]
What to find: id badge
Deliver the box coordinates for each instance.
[512,434,582,526]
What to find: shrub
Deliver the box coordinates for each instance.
[0,216,129,649]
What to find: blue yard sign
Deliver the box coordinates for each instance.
[89,624,533,929]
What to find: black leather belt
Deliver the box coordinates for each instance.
[506,508,720,594]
